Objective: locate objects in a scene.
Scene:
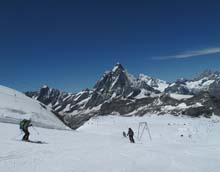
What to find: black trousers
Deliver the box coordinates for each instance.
[129,135,135,143]
[22,129,30,141]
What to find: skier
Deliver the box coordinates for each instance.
[127,128,135,143]
[19,118,32,141]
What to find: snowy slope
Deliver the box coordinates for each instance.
[165,70,220,95]
[186,78,215,93]
[138,74,169,92]
[0,85,68,130]
[169,93,194,100]
[0,115,219,172]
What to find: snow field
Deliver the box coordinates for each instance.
[0,115,219,172]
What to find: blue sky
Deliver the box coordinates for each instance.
[0,0,220,92]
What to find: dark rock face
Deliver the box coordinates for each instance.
[94,63,158,97]
[94,64,126,92]
[38,86,61,105]
[63,114,92,130]
[25,65,220,129]
[182,106,212,118]
[26,86,67,106]
[209,80,220,97]
[160,94,180,106]
[85,91,104,108]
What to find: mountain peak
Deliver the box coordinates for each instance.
[194,70,215,81]
[199,70,213,78]
[112,63,124,72]
[42,85,49,89]
[139,74,152,80]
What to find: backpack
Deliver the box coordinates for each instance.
[19,119,29,130]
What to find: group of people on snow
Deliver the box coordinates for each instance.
[19,116,135,144]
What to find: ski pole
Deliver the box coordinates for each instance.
[32,126,40,135]
[146,122,152,141]
[11,130,23,140]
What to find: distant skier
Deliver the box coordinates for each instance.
[19,118,32,141]
[127,128,135,143]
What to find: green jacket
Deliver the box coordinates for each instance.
[19,119,32,130]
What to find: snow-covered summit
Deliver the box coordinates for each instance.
[112,63,124,72]
[138,74,169,92]
[165,70,220,96]
[42,85,49,89]
[94,63,158,97]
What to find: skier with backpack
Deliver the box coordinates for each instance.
[19,118,32,141]
[127,128,135,143]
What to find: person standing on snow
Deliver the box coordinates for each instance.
[127,128,135,143]
[19,118,32,141]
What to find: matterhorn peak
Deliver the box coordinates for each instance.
[41,85,49,89]
[112,63,125,72]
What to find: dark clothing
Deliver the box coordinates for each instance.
[20,119,32,141]
[127,128,135,143]
[129,135,135,143]
[127,128,134,136]
[22,128,30,141]
[20,119,31,130]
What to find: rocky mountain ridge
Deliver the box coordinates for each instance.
[26,64,220,129]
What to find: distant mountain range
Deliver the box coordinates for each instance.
[25,63,220,129]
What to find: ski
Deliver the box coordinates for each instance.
[23,140,48,144]
[12,139,48,144]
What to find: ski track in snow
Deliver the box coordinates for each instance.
[0,115,220,172]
